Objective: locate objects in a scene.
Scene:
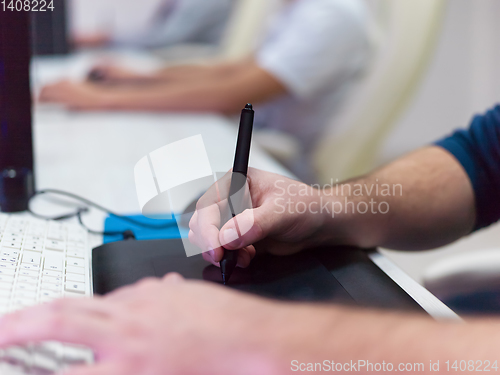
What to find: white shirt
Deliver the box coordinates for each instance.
[255,0,371,153]
[112,0,235,47]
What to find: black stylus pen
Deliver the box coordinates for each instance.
[220,103,254,284]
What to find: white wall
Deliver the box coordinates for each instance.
[68,0,165,38]
[378,0,500,284]
[380,0,500,163]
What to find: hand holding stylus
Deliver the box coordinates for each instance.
[188,168,332,269]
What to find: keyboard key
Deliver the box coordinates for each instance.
[61,345,93,365]
[22,243,43,252]
[0,250,19,258]
[15,283,37,292]
[67,243,85,251]
[66,258,85,268]
[47,231,65,241]
[1,242,21,249]
[66,273,85,283]
[45,240,65,252]
[42,283,62,292]
[4,346,30,366]
[20,264,40,271]
[0,256,17,264]
[43,275,64,284]
[0,269,16,276]
[66,265,85,275]
[65,282,86,294]
[0,274,15,283]
[22,252,41,266]
[40,290,61,299]
[4,228,24,236]
[2,235,22,243]
[0,281,12,290]
[19,269,39,278]
[0,248,19,257]
[13,290,37,300]
[25,235,43,242]
[65,291,88,298]
[17,276,38,284]
[0,262,17,270]
[32,350,60,373]
[11,297,36,307]
[67,250,85,259]
[33,341,64,360]
[24,239,43,246]
[44,256,63,272]
[42,270,62,278]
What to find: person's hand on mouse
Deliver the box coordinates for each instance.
[189,168,347,268]
[87,64,152,84]
[0,273,311,375]
[39,80,114,110]
[72,33,111,49]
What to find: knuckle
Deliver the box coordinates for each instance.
[251,219,265,241]
[188,230,197,244]
[49,298,68,313]
[46,313,68,331]
[137,277,159,288]
[195,199,205,211]
[188,216,196,231]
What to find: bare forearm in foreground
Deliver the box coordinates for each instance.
[272,303,498,374]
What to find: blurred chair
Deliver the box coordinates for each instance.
[156,0,278,63]
[313,0,447,183]
[423,248,500,314]
[218,0,280,60]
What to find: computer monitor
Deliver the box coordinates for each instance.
[0,10,35,212]
[31,0,70,55]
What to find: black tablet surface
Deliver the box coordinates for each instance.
[92,239,425,313]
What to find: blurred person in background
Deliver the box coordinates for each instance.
[41,0,371,179]
[71,0,235,49]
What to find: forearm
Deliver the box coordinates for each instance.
[320,146,476,250]
[99,65,287,113]
[153,61,248,83]
[99,82,248,113]
[271,304,499,374]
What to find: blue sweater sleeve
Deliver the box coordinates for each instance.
[435,105,500,230]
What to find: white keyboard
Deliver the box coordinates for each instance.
[0,213,95,374]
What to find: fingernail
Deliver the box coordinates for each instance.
[207,249,215,259]
[223,228,239,245]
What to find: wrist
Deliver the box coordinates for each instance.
[258,303,345,374]
[310,190,362,247]
[315,188,385,249]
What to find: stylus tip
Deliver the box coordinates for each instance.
[221,273,228,285]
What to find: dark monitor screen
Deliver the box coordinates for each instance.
[0,10,35,211]
[31,0,70,55]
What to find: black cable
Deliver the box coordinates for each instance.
[27,189,176,238]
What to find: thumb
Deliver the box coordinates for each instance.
[219,206,274,249]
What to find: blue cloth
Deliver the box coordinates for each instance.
[103,214,189,244]
[435,105,500,230]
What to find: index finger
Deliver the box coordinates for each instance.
[188,171,232,256]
